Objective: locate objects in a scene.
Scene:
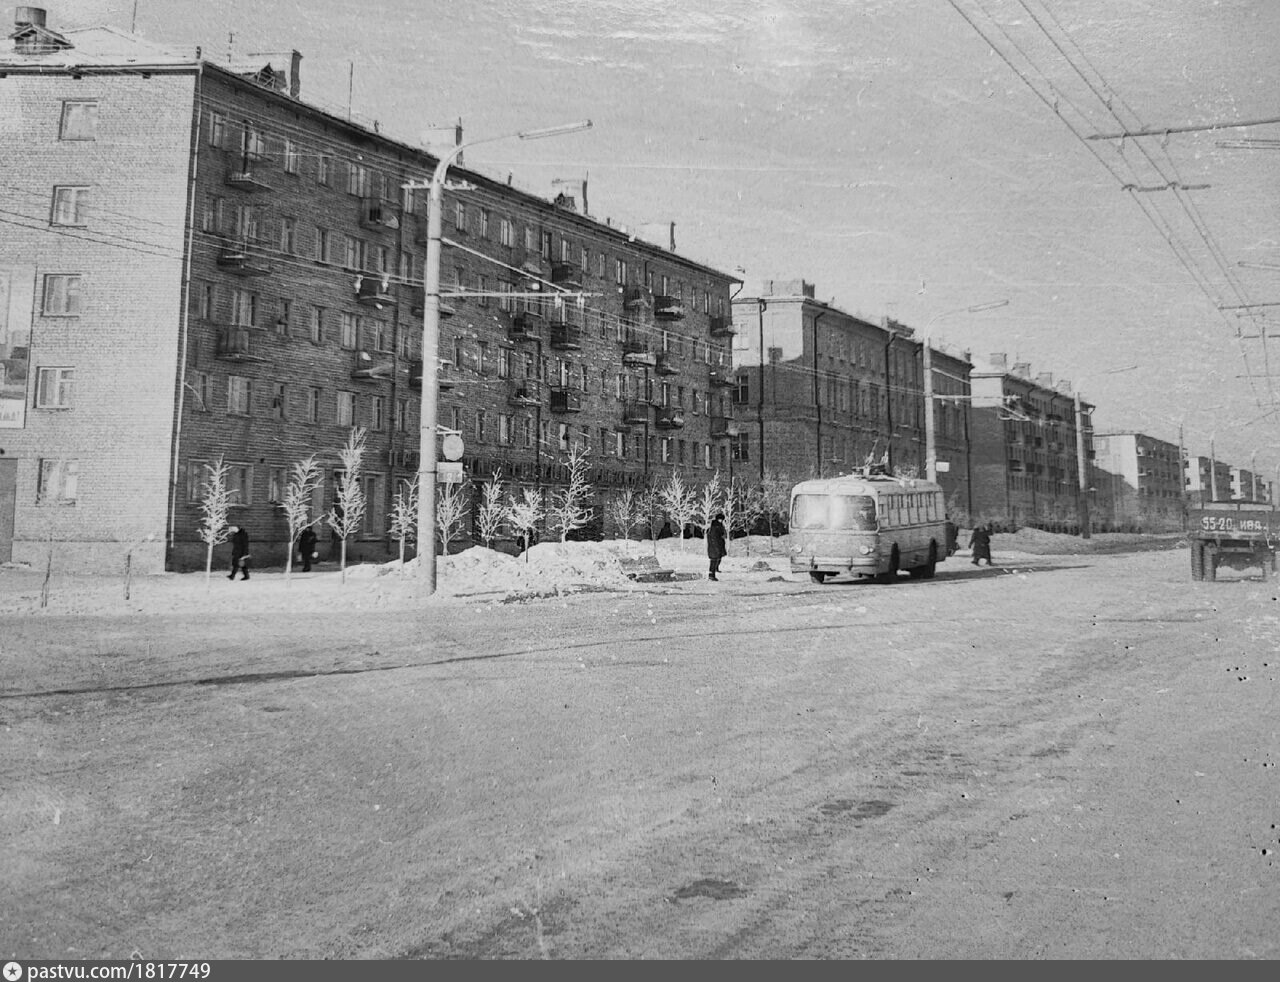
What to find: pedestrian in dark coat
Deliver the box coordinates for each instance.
[298,525,318,572]
[969,524,993,566]
[228,525,251,580]
[707,512,727,581]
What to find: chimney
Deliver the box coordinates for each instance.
[14,6,47,30]
[1056,379,1073,395]
[1037,371,1054,389]
[1012,361,1032,378]
[289,50,302,98]
[989,352,1008,371]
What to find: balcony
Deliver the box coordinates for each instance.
[408,359,457,392]
[623,286,653,310]
[622,339,657,368]
[655,353,679,376]
[549,323,583,350]
[622,401,651,425]
[551,261,582,289]
[655,405,686,429]
[709,416,739,439]
[225,169,271,193]
[360,200,401,231]
[510,311,543,341]
[216,239,271,277]
[355,274,396,308]
[653,296,686,321]
[708,368,734,387]
[215,326,263,362]
[709,316,735,338]
[509,380,543,407]
[351,350,395,381]
[550,387,583,413]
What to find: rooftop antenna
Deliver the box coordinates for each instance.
[347,62,353,119]
[131,0,138,32]
[226,31,234,63]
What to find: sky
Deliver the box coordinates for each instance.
[34,0,1280,478]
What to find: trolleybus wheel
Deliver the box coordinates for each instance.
[809,571,829,584]
[909,542,938,580]
[1204,546,1218,582]
[1190,542,1205,581]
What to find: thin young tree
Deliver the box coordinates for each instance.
[727,476,764,556]
[197,455,234,587]
[387,474,419,574]
[547,442,595,542]
[505,487,545,563]
[658,471,697,551]
[694,473,724,539]
[280,453,321,585]
[327,427,368,583]
[606,486,639,552]
[476,471,506,548]
[758,468,794,552]
[435,478,470,556]
[636,484,665,557]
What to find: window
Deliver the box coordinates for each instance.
[340,313,358,349]
[201,194,223,233]
[283,139,299,174]
[276,301,291,337]
[228,463,253,507]
[477,274,488,307]
[317,155,332,186]
[499,348,513,379]
[231,289,257,328]
[731,432,750,461]
[455,202,467,232]
[197,283,214,320]
[558,423,570,452]
[280,217,296,254]
[344,235,366,270]
[235,203,261,242]
[500,218,514,247]
[732,374,751,405]
[541,231,552,259]
[615,258,628,285]
[228,375,252,415]
[59,101,98,141]
[337,391,355,426]
[371,396,385,431]
[661,438,671,463]
[241,126,267,162]
[307,386,321,423]
[192,371,210,412]
[347,162,370,197]
[523,417,534,448]
[34,367,74,409]
[479,209,490,238]
[315,227,331,262]
[499,413,512,445]
[268,467,285,504]
[614,431,625,458]
[37,459,79,505]
[51,186,89,226]
[42,274,82,316]
[270,382,286,419]
[362,473,387,538]
[703,444,712,468]
[309,307,324,344]
[395,399,407,432]
[208,112,226,149]
[475,409,487,442]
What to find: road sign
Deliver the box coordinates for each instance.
[441,434,464,461]
[438,461,464,484]
[936,461,951,473]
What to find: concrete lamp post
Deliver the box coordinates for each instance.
[1072,364,1137,539]
[921,299,1008,483]
[414,120,593,595]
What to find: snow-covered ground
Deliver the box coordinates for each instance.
[0,529,1184,617]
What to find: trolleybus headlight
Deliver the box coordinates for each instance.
[859,545,873,555]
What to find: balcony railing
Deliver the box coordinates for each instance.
[550,387,583,413]
[351,350,395,381]
[708,368,734,387]
[509,380,543,406]
[361,201,401,231]
[215,326,261,361]
[550,261,582,289]
[622,339,656,368]
[655,353,679,376]
[709,316,735,338]
[549,323,583,350]
[653,296,686,321]
[623,286,653,310]
[409,359,456,391]
[655,405,686,429]
[225,169,272,193]
[510,311,543,341]
[709,416,739,439]
[355,274,397,308]
[216,238,271,276]
[622,401,650,425]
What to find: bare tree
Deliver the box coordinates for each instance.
[658,471,697,551]
[197,455,234,587]
[606,486,639,552]
[387,474,419,574]
[435,478,470,556]
[694,473,724,538]
[726,476,764,556]
[327,427,368,583]
[547,442,595,542]
[505,487,545,563]
[636,485,665,557]
[476,471,506,548]
[758,468,794,552]
[280,454,322,585]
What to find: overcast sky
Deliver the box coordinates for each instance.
[43,0,1280,476]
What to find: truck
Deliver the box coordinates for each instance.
[1187,501,1279,581]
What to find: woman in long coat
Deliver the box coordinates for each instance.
[707,512,727,581]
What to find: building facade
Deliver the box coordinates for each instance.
[730,280,974,515]
[0,9,739,572]
[1091,432,1185,532]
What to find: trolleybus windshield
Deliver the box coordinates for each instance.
[791,493,878,531]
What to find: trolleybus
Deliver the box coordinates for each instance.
[789,468,950,584]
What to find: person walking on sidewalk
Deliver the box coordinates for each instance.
[969,524,993,567]
[707,512,727,581]
[228,525,251,580]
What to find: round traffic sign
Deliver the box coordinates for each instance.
[441,433,465,461]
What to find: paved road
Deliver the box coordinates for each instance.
[3,550,1278,958]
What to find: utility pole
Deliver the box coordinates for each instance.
[812,310,826,478]
[923,340,936,483]
[757,298,767,482]
[1074,388,1091,539]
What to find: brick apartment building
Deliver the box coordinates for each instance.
[969,355,1091,530]
[0,8,740,572]
[1091,432,1185,532]
[729,281,974,515]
